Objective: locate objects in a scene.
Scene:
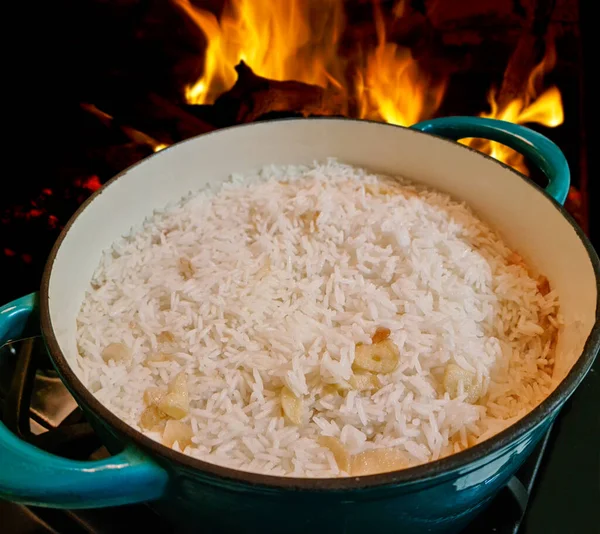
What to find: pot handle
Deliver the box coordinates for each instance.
[0,293,169,508]
[411,116,570,205]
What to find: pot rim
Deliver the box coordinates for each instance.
[40,117,600,491]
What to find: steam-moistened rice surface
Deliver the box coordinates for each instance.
[77,161,560,477]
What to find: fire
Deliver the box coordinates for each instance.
[175,0,345,105]
[357,0,447,126]
[463,37,563,174]
[178,0,443,126]
[177,0,562,171]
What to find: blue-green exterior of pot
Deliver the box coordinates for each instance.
[154,420,554,534]
[77,395,555,534]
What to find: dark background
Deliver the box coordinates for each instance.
[1,1,598,532]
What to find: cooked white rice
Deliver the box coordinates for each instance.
[76,160,560,477]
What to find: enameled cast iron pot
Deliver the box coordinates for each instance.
[1,117,599,534]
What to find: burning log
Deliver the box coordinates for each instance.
[92,89,215,145]
[80,103,165,152]
[205,61,347,125]
[141,92,215,139]
[495,0,557,110]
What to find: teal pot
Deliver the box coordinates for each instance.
[1,117,598,534]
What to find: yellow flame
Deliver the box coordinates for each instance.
[355,1,447,126]
[174,0,345,105]
[464,38,564,173]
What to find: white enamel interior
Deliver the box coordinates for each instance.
[47,119,597,388]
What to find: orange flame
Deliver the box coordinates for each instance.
[357,0,447,126]
[174,0,345,104]
[463,37,563,173]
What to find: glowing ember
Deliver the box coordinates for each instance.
[0,174,105,249]
[82,176,102,192]
[28,209,44,218]
[74,176,102,192]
